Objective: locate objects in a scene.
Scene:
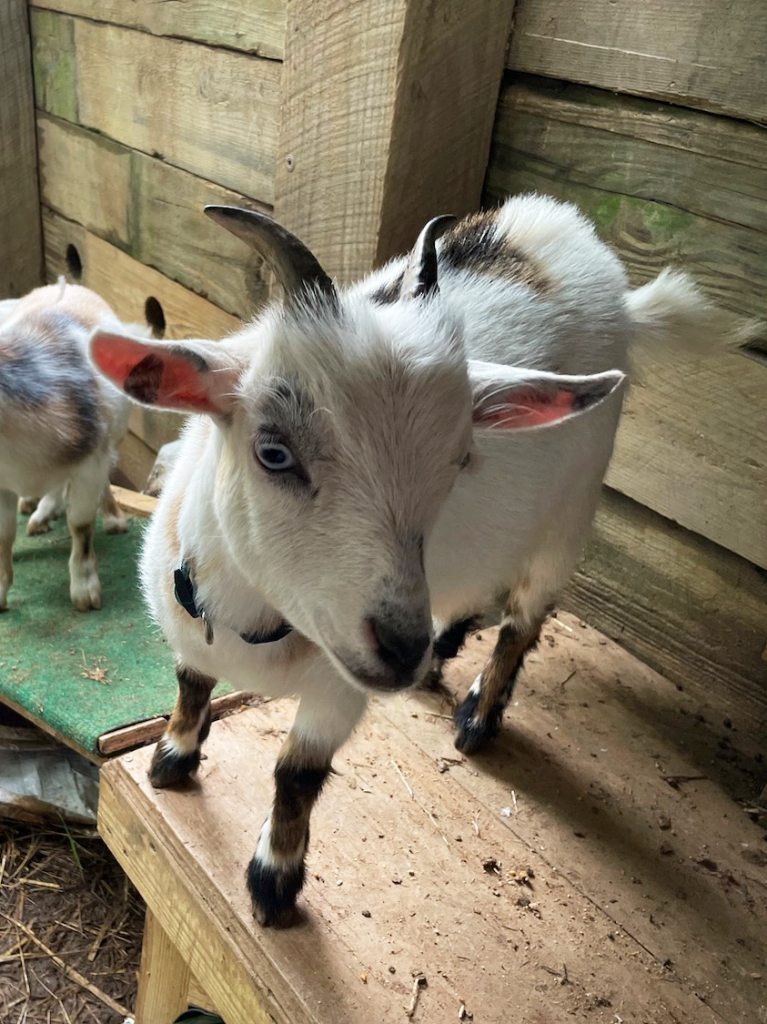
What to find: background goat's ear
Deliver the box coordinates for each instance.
[89,331,241,416]
[470,364,625,431]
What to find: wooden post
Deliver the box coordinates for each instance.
[275,0,515,284]
[0,0,43,295]
[134,909,191,1024]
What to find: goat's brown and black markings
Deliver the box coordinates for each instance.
[148,664,216,788]
[440,210,550,295]
[454,606,545,755]
[247,735,333,926]
[425,614,482,691]
[369,270,405,306]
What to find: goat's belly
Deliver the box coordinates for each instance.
[0,458,71,499]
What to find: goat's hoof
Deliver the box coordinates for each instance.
[18,497,38,515]
[454,691,503,755]
[247,853,306,928]
[102,515,129,535]
[70,573,102,611]
[26,518,50,536]
[148,740,201,788]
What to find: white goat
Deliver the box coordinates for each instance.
[0,280,136,611]
[89,194,717,925]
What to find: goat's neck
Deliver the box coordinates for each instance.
[176,430,278,633]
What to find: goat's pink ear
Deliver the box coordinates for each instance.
[89,331,241,415]
[470,363,625,431]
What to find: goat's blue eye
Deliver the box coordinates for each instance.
[255,441,296,472]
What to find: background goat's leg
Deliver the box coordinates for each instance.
[98,480,128,534]
[149,663,216,788]
[27,485,65,535]
[0,489,17,610]
[248,681,368,926]
[67,452,111,610]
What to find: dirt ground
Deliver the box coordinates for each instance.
[0,818,143,1024]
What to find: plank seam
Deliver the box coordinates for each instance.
[29,3,284,63]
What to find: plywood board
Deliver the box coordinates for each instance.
[31,9,280,204]
[485,77,767,568]
[1,0,43,296]
[276,0,513,283]
[565,488,767,745]
[36,113,273,321]
[110,487,157,520]
[31,0,286,60]
[100,618,767,1023]
[509,0,767,122]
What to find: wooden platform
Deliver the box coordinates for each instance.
[98,611,767,1024]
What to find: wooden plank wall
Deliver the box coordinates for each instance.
[487,2,767,740]
[1,1,43,296]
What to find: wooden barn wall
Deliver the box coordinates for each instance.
[487,1,767,740]
[1,1,43,296]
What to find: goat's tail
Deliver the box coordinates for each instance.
[625,269,756,352]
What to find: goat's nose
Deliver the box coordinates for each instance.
[366,617,431,677]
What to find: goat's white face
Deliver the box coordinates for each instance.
[213,298,472,691]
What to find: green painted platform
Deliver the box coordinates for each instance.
[0,512,231,756]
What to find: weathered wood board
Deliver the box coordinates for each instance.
[1,0,43,296]
[36,113,272,321]
[565,489,767,745]
[276,0,513,283]
[114,431,157,494]
[508,0,767,122]
[485,76,767,569]
[42,208,240,341]
[100,614,767,1023]
[30,9,280,204]
[31,0,286,60]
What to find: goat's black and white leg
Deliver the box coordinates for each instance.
[149,663,216,788]
[0,490,17,611]
[454,583,548,755]
[427,614,482,689]
[248,683,368,926]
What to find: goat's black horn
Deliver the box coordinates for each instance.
[204,205,336,301]
[401,215,457,300]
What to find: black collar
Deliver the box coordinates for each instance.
[173,560,293,646]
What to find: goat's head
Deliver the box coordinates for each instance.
[90,208,623,694]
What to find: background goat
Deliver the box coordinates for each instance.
[90,194,716,925]
[0,281,138,611]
